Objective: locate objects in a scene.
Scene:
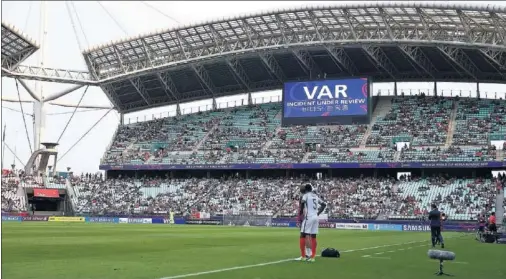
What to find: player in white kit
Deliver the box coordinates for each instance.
[296,184,326,262]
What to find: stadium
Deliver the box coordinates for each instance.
[1,1,506,279]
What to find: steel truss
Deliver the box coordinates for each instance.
[191,64,217,98]
[398,45,438,79]
[156,72,179,102]
[226,57,252,92]
[1,22,39,70]
[129,77,153,105]
[438,45,480,80]
[324,46,358,76]
[1,65,96,85]
[2,3,506,113]
[292,49,324,79]
[81,3,505,80]
[362,45,398,79]
[259,52,286,83]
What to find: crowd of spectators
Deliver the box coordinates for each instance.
[100,96,505,166]
[71,175,142,215]
[2,170,503,221]
[1,174,26,212]
[453,98,506,145]
[367,95,453,147]
[65,175,503,220]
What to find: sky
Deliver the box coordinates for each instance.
[1,1,506,174]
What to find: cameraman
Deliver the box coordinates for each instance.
[429,204,445,248]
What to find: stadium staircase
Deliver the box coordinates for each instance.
[444,100,459,147]
[275,110,282,120]
[193,123,219,151]
[261,127,282,151]
[496,187,505,231]
[498,150,504,161]
[393,151,402,161]
[360,97,394,148]
[66,178,79,210]
[17,183,28,211]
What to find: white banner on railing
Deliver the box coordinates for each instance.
[334,223,368,230]
[318,213,328,221]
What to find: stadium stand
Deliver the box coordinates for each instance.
[99,96,504,166]
[3,174,491,221]
[453,98,506,145]
[1,175,27,211]
[2,96,504,222]
[367,96,454,147]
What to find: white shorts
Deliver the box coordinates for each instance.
[300,217,319,235]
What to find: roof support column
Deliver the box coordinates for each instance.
[394,82,398,96]
[212,98,217,111]
[176,103,181,116]
[120,113,124,125]
[248,92,253,106]
[476,82,480,99]
[434,82,438,97]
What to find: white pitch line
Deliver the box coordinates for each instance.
[158,239,429,279]
[363,243,429,258]
[364,256,391,260]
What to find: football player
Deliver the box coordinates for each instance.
[296,183,326,262]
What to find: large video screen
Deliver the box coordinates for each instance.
[282,77,371,126]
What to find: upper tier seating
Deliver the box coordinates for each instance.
[453,99,506,145]
[101,96,503,166]
[367,96,453,147]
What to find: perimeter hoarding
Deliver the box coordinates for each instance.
[282,77,371,126]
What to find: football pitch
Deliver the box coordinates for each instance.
[2,223,505,279]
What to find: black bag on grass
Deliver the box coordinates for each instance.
[321,248,340,258]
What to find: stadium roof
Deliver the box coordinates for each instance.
[1,21,39,70]
[2,2,506,113]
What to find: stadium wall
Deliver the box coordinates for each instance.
[1,214,480,232]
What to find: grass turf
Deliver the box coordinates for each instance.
[1,222,505,279]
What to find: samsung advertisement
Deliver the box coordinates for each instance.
[282,77,371,126]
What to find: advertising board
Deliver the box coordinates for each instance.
[48,216,85,222]
[282,78,370,126]
[334,223,368,230]
[185,219,222,225]
[402,224,431,232]
[87,217,119,223]
[22,216,48,221]
[1,216,22,222]
[296,222,335,228]
[368,224,403,231]
[127,218,152,224]
[33,189,60,198]
[152,218,165,224]
[100,161,506,171]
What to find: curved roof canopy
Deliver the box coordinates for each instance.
[84,2,506,112]
[1,21,39,70]
[13,2,506,113]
